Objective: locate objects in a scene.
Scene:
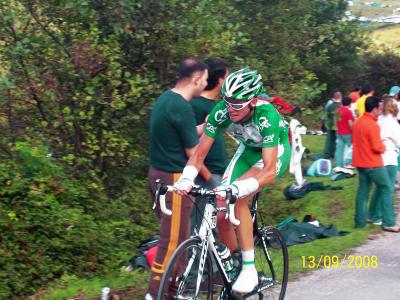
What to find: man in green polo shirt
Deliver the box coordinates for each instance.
[146,57,210,300]
[190,58,230,229]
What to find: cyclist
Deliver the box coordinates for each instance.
[174,67,291,294]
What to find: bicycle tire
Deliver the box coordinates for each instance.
[157,237,213,300]
[254,226,288,300]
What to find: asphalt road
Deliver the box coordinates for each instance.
[285,194,400,300]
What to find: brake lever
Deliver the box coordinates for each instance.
[153,179,163,209]
[225,188,240,226]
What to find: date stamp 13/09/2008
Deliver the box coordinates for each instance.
[301,255,379,269]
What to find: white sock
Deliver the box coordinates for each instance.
[145,293,153,300]
[242,249,255,270]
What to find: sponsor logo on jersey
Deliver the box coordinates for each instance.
[214,108,229,124]
[259,117,271,130]
[206,123,216,134]
[263,133,275,143]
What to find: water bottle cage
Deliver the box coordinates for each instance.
[210,214,217,229]
[221,258,233,271]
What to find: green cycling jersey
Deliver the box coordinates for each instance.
[205,99,291,185]
[205,99,290,150]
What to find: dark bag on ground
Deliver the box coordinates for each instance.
[276,217,348,246]
[284,181,343,200]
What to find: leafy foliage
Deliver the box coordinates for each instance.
[362,51,400,95]
[0,0,392,298]
[0,142,156,298]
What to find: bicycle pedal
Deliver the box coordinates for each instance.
[258,272,273,283]
[256,273,275,292]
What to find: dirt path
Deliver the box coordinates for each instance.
[285,193,400,300]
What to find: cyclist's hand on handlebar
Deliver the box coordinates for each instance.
[173,177,194,195]
[214,178,259,199]
[213,184,239,200]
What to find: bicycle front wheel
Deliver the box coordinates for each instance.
[157,237,213,300]
[254,226,288,300]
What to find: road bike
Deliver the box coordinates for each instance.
[154,180,288,300]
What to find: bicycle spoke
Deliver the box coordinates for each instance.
[157,238,213,300]
[254,226,288,300]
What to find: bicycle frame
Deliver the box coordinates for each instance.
[185,192,264,296]
[154,181,239,295]
[155,181,288,299]
[190,197,232,295]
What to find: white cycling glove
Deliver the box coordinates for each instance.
[230,177,259,198]
[174,166,198,192]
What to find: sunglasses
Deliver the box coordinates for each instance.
[224,96,253,110]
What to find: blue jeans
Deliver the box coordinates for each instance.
[335,134,352,167]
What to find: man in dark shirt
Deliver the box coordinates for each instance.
[190,57,229,229]
[146,58,210,299]
[323,91,342,159]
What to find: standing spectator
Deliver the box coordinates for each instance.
[190,57,229,228]
[352,96,399,231]
[355,84,375,118]
[334,96,354,167]
[388,86,400,188]
[388,85,400,121]
[323,91,342,159]
[389,85,400,99]
[146,58,210,299]
[348,86,361,104]
[369,97,400,226]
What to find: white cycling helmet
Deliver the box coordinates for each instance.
[222,67,263,101]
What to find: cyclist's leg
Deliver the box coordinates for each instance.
[231,169,260,293]
[147,167,194,298]
[233,145,290,293]
[235,144,290,250]
[229,148,264,251]
[217,144,251,251]
[235,170,260,251]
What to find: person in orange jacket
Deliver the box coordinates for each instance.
[352,96,400,232]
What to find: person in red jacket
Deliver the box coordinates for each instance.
[335,96,354,167]
[352,96,400,232]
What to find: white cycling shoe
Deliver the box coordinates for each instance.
[232,266,258,294]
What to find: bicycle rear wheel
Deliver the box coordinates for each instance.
[157,237,213,300]
[254,226,288,300]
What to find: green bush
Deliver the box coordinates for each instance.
[0,142,156,298]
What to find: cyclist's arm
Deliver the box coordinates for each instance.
[195,114,209,136]
[229,146,278,199]
[187,134,214,169]
[228,107,282,198]
[254,146,278,187]
[175,102,227,191]
[189,102,227,171]
[185,138,213,181]
[174,134,215,193]
[196,123,206,136]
